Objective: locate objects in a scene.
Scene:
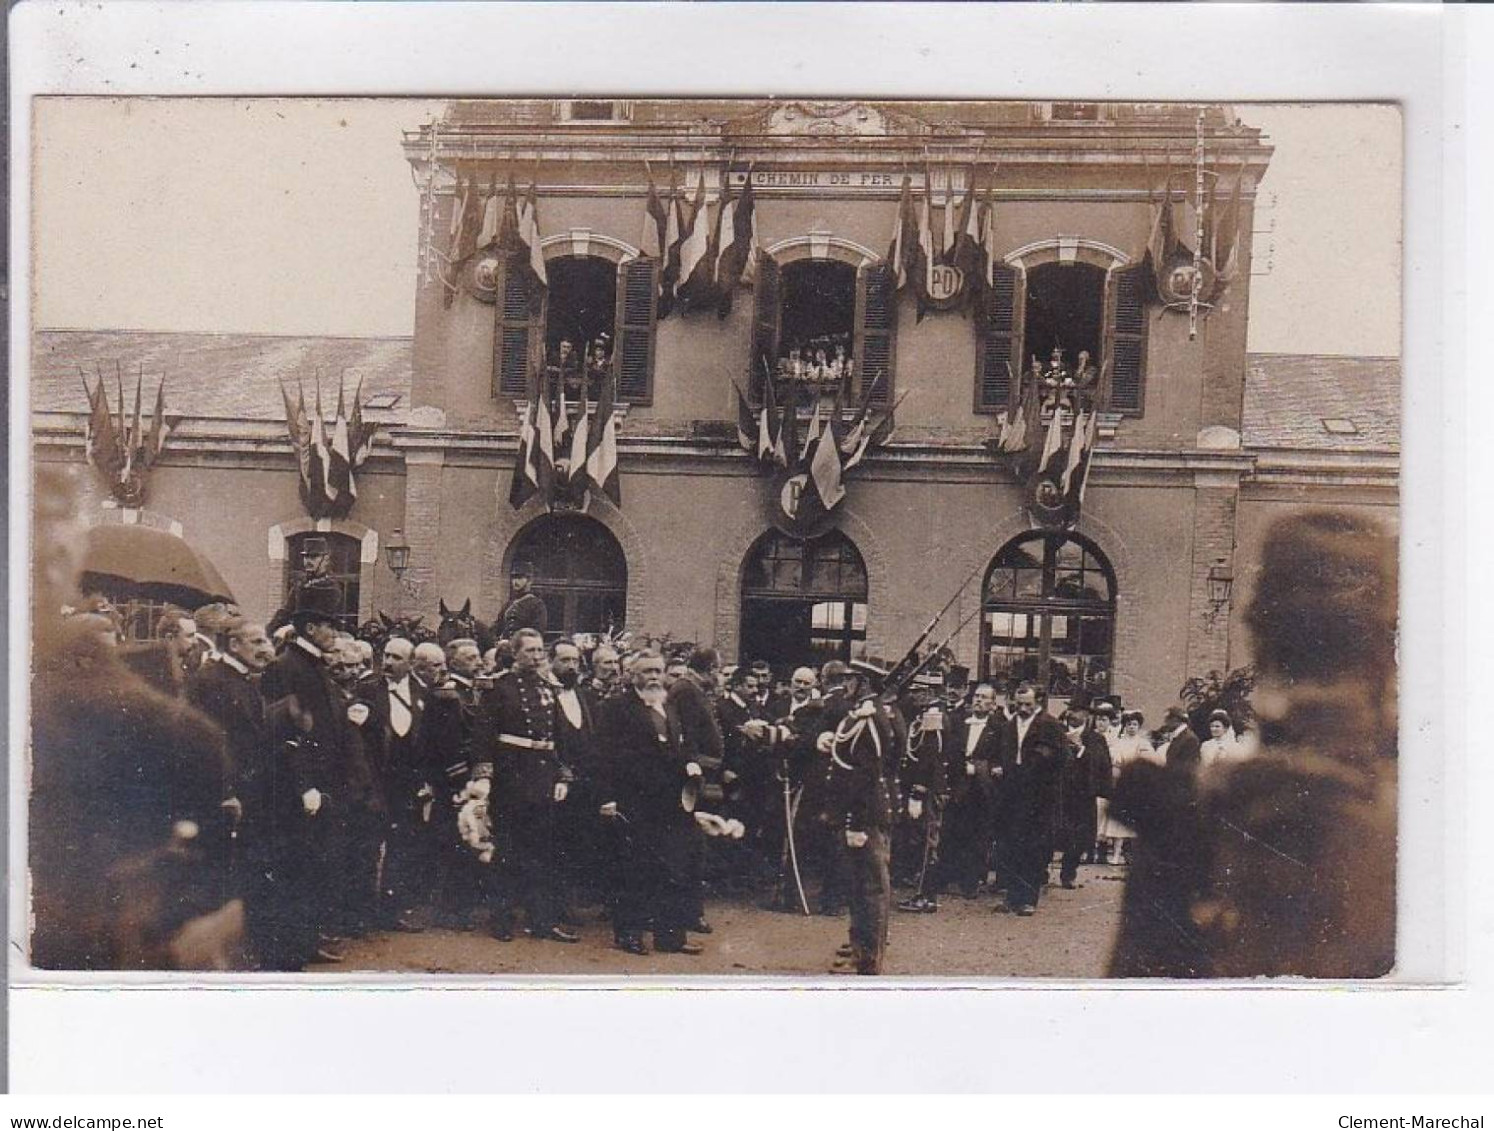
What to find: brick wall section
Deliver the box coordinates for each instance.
[400,451,445,616]
[1184,473,1241,678]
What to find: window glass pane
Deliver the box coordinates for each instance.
[850,603,867,632]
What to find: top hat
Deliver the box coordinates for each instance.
[290,579,342,631]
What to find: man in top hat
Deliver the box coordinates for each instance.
[477,628,577,943]
[821,661,900,974]
[993,681,1071,916]
[896,688,951,914]
[1055,691,1114,890]
[499,563,548,640]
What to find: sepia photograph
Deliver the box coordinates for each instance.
[21,95,1401,982]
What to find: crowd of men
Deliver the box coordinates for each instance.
[33,570,1230,977]
[30,461,1395,980]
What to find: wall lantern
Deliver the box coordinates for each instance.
[1207,557,1234,613]
[385,528,412,579]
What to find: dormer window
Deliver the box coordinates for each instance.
[1041,102,1102,123]
[558,100,632,124]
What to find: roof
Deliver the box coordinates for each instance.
[1243,353,1400,453]
[30,329,413,422]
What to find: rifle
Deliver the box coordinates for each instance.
[882,603,986,704]
[882,555,990,691]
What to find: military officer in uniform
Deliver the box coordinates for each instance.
[477,628,577,942]
[423,637,486,925]
[498,563,548,640]
[819,662,900,975]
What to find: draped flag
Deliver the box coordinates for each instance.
[715,172,756,317]
[660,176,684,318]
[758,368,778,462]
[1212,164,1246,287]
[979,181,998,292]
[567,388,591,483]
[640,168,668,261]
[584,372,621,506]
[1059,407,1088,497]
[508,396,539,510]
[82,365,180,507]
[940,167,956,264]
[533,369,556,501]
[553,377,570,453]
[914,167,936,321]
[279,374,376,519]
[1063,407,1099,508]
[329,380,355,501]
[949,171,982,312]
[887,175,915,291]
[518,180,548,288]
[735,381,758,453]
[478,176,501,247]
[675,171,711,302]
[1037,400,1065,481]
[444,175,484,307]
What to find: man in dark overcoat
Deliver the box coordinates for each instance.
[595,649,704,956]
[1055,691,1114,889]
[993,682,1070,916]
[497,562,549,639]
[938,682,1003,900]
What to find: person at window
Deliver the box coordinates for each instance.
[595,649,706,956]
[778,344,805,384]
[498,562,548,639]
[811,347,831,385]
[993,681,1069,917]
[586,337,612,401]
[477,628,577,944]
[830,343,852,389]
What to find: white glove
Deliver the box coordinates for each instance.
[466,777,491,801]
[908,798,924,820]
[845,829,869,849]
[221,796,243,824]
[302,788,322,815]
[966,762,976,777]
[723,770,739,784]
[685,762,702,778]
[599,801,619,819]
[992,766,1005,779]
[816,732,835,754]
[553,781,569,803]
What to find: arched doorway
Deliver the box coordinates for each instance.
[980,531,1116,706]
[508,513,627,639]
[740,528,868,676]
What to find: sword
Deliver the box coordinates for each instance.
[780,778,811,916]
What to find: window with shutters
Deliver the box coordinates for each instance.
[613,256,659,405]
[974,263,1025,414]
[1102,263,1149,415]
[543,255,618,402]
[976,254,1148,418]
[852,262,896,407]
[492,257,544,398]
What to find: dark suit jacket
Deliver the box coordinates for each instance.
[997,710,1070,832]
[1164,727,1203,774]
[355,670,430,799]
[596,690,692,830]
[945,712,1003,806]
[666,675,724,783]
[498,591,549,638]
[186,658,271,802]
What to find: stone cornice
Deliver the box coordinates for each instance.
[32,411,1396,488]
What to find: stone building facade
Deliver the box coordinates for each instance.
[31,100,1400,720]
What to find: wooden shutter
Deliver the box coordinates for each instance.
[614,257,659,404]
[854,262,896,406]
[1103,263,1149,415]
[750,254,782,402]
[975,262,1024,414]
[492,258,541,398]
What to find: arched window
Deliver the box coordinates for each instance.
[285,532,362,632]
[980,531,1116,704]
[508,513,627,638]
[752,250,895,410]
[740,529,868,675]
[493,244,658,404]
[976,249,1149,416]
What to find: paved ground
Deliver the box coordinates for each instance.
[320,863,1127,979]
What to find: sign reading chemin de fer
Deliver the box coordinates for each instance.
[727,170,945,192]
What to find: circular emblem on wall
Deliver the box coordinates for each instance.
[463,253,503,303]
[924,262,966,311]
[1161,256,1218,307]
[768,467,838,539]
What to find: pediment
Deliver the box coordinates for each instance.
[726,101,933,139]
